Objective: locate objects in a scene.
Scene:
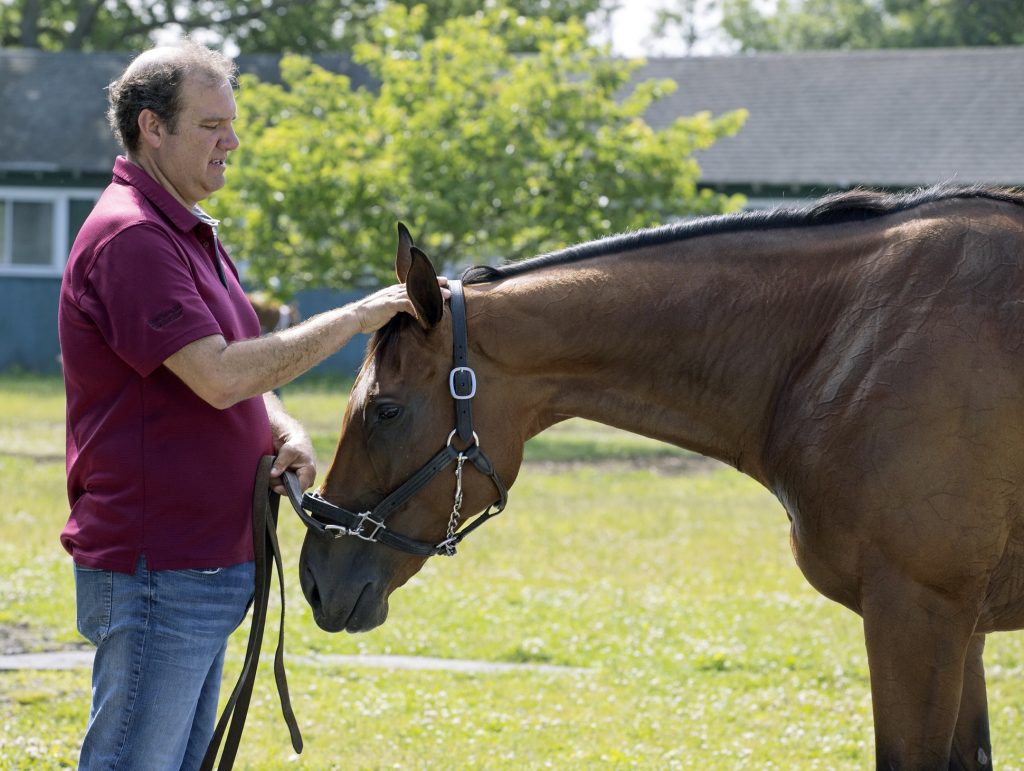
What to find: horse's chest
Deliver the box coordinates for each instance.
[979,528,1024,632]
[780,496,865,614]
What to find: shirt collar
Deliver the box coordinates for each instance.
[112,156,202,233]
[192,205,219,232]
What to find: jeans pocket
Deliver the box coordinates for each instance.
[74,564,112,645]
[171,567,224,576]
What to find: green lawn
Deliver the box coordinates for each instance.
[2,374,1022,769]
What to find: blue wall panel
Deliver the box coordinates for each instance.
[0,277,62,373]
[290,287,373,378]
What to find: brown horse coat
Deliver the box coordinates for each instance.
[301,185,1024,770]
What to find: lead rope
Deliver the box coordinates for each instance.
[201,456,302,770]
[444,452,467,556]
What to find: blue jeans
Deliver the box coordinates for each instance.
[74,555,255,771]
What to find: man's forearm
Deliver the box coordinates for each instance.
[226,305,364,400]
[264,391,307,446]
[164,284,418,410]
[165,304,364,408]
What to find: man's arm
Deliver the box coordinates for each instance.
[164,283,417,409]
[264,391,316,493]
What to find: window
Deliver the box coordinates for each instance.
[0,189,99,276]
[68,198,96,248]
[11,201,54,266]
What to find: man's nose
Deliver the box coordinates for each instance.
[221,125,240,151]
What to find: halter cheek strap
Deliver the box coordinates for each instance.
[449,279,476,443]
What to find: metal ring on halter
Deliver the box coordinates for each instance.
[446,428,479,448]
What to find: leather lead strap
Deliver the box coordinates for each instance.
[202,455,303,770]
[448,280,474,443]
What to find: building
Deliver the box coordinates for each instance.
[2,46,1022,372]
[639,47,1024,205]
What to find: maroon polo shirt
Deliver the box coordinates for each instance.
[58,156,272,572]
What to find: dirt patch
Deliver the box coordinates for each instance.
[524,454,725,476]
[0,450,65,463]
[1,623,44,655]
[0,622,87,656]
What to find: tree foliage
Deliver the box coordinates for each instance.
[711,0,1024,52]
[0,0,606,51]
[207,6,746,297]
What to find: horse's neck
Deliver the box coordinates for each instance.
[471,232,864,482]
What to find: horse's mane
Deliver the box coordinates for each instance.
[462,183,1024,285]
[365,311,420,371]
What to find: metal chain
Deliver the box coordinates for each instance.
[444,453,467,556]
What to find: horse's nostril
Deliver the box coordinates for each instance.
[304,569,322,611]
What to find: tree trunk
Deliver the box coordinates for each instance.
[65,0,106,50]
[19,0,41,47]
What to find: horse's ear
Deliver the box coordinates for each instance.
[406,246,443,329]
[396,222,414,283]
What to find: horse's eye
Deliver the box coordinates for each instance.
[375,403,402,423]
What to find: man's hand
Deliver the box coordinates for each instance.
[353,277,451,334]
[270,434,316,495]
[352,283,415,334]
[264,393,316,495]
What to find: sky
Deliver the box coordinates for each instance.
[598,0,733,58]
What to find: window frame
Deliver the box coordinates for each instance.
[0,186,101,278]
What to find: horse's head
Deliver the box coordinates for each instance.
[299,225,524,632]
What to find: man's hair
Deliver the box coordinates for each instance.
[107,39,237,153]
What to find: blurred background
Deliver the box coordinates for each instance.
[2,0,1022,376]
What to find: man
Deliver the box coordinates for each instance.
[58,40,444,770]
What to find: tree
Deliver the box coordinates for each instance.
[207,6,746,298]
[0,0,607,52]
[0,0,304,50]
[718,0,886,51]
[883,0,1024,47]
[695,0,1024,53]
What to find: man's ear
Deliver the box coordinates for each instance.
[406,246,443,329]
[395,222,414,283]
[137,108,164,149]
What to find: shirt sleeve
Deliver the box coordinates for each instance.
[77,222,224,376]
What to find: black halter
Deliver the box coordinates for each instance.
[283,280,509,557]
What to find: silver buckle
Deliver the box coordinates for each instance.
[449,366,477,399]
[326,511,385,542]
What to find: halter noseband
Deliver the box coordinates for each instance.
[282,280,509,557]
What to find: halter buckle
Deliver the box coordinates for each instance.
[449,366,477,400]
[325,511,386,542]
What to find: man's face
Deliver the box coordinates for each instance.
[151,75,239,209]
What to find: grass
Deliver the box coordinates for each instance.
[1,373,1023,768]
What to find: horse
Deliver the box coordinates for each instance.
[246,290,298,335]
[297,184,1024,770]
